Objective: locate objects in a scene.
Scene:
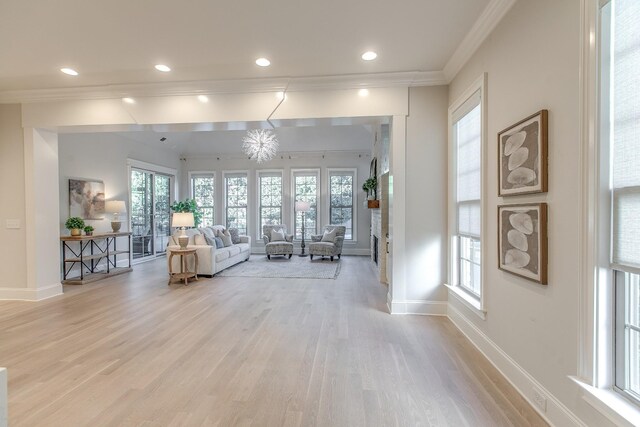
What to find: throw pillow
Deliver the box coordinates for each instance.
[200,227,216,241]
[194,234,207,245]
[228,227,241,244]
[213,236,224,249]
[220,230,233,247]
[270,228,285,242]
[203,235,216,246]
[321,228,337,243]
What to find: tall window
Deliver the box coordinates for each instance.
[259,172,282,234]
[604,0,640,404]
[225,173,248,235]
[452,91,482,298]
[293,170,319,239]
[329,170,355,240]
[190,173,214,227]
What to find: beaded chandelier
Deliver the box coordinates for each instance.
[242,129,279,163]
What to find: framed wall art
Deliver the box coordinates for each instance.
[498,110,548,196]
[69,178,105,220]
[498,203,548,284]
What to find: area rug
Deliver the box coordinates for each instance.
[216,255,341,279]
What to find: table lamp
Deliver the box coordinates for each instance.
[105,200,127,232]
[295,201,311,257]
[172,212,194,249]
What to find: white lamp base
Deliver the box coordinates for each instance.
[111,221,122,232]
[178,230,189,249]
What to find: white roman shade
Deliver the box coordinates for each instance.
[454,91,481,238]
[611,0,640,270]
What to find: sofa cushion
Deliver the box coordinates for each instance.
[227,246,241,257]
[237,243,251,253]
[215,248,231,262]
[220,230,233,247]
[228,227,241,244]
[271,228,285,242]
[321,228,337,243]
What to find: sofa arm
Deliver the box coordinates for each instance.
[262,235,270,245]
[334,236,345,253]
[239,235,251,245]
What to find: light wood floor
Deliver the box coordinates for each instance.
[0,256,547,427]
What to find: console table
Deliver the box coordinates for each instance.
[61,232,132,285]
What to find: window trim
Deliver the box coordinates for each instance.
[256,169,284,240]
[446,73,487,315]
[223,170,249,236]
[188,171,216,227]
[326,168,357,242]
[291,168,321,240]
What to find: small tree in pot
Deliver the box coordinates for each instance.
[65,217,85,236]
[362,177,378,200]
[170,199,203,228]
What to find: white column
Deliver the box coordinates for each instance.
[23,128,62,300]
[388,115,407,314]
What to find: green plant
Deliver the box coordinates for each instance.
[362,176,378,198]
[83,226,94,233]
[170,199,202,227]
[65,217,85,230]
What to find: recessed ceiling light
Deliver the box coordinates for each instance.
[358,89,369,97]
[155,64,171,72]
[122,97,135,104]
[197,95,209,103]
[60,68,79,76]
[361,51,377,61]
[256,58,271,67]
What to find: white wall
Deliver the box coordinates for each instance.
[58,133,182,251]
[182,149,372,255]
[447,1,612,426]
[0,105,26,291]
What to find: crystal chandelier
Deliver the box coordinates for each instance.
[242,129,279,163]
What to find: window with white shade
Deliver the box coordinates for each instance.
[452,90,482,298]
[603,0,640,405]
[292,169,319,239]
[258,171,283,235]
[190,173,214,227]
[329,169,356,240]
[224,173,248,236]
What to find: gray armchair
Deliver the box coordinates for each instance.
[309,225,346,261]
[263,224,294,259]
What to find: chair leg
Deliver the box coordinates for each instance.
[289,254,292,259]
[310,254,313,260]
[267,254,271,260]
[331,256,334,261]
[338,254,341,259]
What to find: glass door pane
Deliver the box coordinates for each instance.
[154,174,171,255]
[131,169,154,259]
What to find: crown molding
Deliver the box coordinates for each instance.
[0,71,446,104]
[443,0,517,82]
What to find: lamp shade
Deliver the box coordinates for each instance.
[172,212,194,228]
[295,201,311,212]
[105,200,127,214]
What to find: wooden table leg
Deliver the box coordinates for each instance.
[168,252,174,285]
[182,254,188,285]
[194,252,199,281]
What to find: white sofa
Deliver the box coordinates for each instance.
[167,225,251,276]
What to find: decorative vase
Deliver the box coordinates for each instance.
[70,228,81,236]
[85,232,93,236]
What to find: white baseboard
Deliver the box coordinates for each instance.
[388,297,448,316]
[447,303,586,427]
[0,282,63,301]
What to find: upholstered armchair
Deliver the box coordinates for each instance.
[263,224,294,259]
[309,225,346,261]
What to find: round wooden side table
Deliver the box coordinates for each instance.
[168,248,199,285]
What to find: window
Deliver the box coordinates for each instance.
[451,89,482,298]
[606,0,640,405]
[224,173,248,236]
[190,173,215,227]
[292,170,319,239]
[329,170,355,240]
[259,171,282,235]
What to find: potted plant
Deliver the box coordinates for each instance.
[170,199,203,228]
[362,176,378,200]
[83,225,94,236]
[65,217,85,236]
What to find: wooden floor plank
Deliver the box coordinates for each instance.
[0,256,547,427]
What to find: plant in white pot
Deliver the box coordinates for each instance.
[65,217,85,237]
[362,177,378,200]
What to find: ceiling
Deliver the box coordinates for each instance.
[0,0,490,93]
